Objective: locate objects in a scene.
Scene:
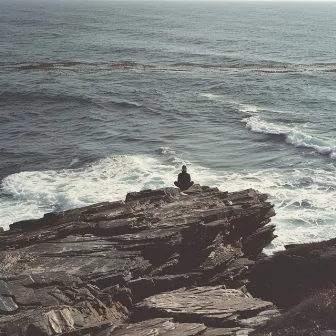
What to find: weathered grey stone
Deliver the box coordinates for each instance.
[0,306,85,336]
[0,296,18,314]
[0,186,277,335]
[135,286,275,328]
[109,318,206,336]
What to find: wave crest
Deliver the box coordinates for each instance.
[244,116,336,159]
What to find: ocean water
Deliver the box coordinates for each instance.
[0,0,335,253]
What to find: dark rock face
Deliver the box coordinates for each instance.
[248,239,336,308]
[0,186,277,335]
[249,239,336,336]
[252,290,336,336]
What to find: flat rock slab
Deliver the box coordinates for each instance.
[101,318,254,336]
[107,318,207,336]
[201,327,252,336]
[135,286,275,328]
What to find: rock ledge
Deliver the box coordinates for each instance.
[0,185,277,335]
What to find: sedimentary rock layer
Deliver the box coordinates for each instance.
[0,185,277,335]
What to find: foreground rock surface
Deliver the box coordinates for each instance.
[249,238,336,308]
[0,185,277,335]
[249,239,336,336]
[252,289,336,336]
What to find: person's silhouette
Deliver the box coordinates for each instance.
[174,165,194,191]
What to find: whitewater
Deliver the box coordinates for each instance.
[0,1,335,253]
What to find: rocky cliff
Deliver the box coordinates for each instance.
[0,185,334,336]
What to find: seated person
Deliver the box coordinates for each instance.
[174,165,194,191]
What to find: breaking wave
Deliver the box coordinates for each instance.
[1,148,335,255]
[244,115,336,159]
[0,151,209,229]
[218,167,336,253]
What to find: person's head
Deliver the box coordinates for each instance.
[182,165,187,172]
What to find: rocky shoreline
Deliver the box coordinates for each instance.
[0,185,334,335]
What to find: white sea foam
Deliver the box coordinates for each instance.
[238,104,260,113]
[0,155,174,227]
[216,168,336,252]
[158,146,176,155]
[0,153,215,229]
[0,155,335,255]
[69,158,80,166]
[1,150,335,254]
[200,96,266,116]
[200,96,264,116]
[199,93,223,101]
[244,115,336,159]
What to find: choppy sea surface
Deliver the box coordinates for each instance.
[0,0,335,253]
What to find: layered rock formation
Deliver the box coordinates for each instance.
[250,239,336,336]
[0,185,278,335]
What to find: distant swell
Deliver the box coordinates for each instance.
[0,91,94,106]
[4,61,155,71]
[2,60,336,74]
[244,116,336,159]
